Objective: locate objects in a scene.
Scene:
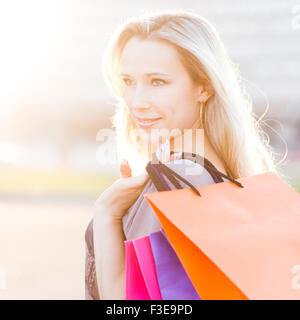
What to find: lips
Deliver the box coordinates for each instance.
[135,116,162,122]
[135,116,162,128]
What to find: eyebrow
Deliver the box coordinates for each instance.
[120,72,171,77]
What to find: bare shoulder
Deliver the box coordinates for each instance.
[206,153,227,174]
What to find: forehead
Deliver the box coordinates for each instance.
[120,37,184,75]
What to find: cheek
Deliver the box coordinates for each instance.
[162,90,181,120]
[168,101,198,130]
[167,93,189,124]
[169,105,178,123]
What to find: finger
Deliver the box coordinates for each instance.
[120,159,132,178]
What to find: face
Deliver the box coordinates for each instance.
[119,37,205,147]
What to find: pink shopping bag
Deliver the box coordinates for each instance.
[125,235,162,300]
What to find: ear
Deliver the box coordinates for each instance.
[197,83,215,103]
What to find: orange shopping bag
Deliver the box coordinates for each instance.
[144,152,300,300]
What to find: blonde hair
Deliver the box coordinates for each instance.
[102,9,286,179]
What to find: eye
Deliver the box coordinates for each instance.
[122,78,135,86]
[152,78,166,86]
[122,78,166,87]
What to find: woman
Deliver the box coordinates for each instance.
[85,9,281,300]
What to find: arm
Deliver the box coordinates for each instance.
[93,207,126,300]
[90,159,149,300]
[85,218,100,300]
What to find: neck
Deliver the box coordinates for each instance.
[170,129,212,157]
[147,128,227,175]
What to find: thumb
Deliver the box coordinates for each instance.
[120,159,132,178]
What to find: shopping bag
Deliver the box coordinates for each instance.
[150,229,201,300]
[144,152,300,300]
[125,235,162,300]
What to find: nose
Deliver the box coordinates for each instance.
[130,86,151,111]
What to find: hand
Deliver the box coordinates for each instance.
[94,159,150,221]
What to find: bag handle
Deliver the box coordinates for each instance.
[172,151,223,183]
[175,151,227,184]
[170,151,244,188]
[146,151,244,197]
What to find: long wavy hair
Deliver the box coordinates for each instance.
[102,9,286,179]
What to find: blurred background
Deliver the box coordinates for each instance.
[0,0,299,299]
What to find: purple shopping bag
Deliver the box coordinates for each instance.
[149,229,201,300]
